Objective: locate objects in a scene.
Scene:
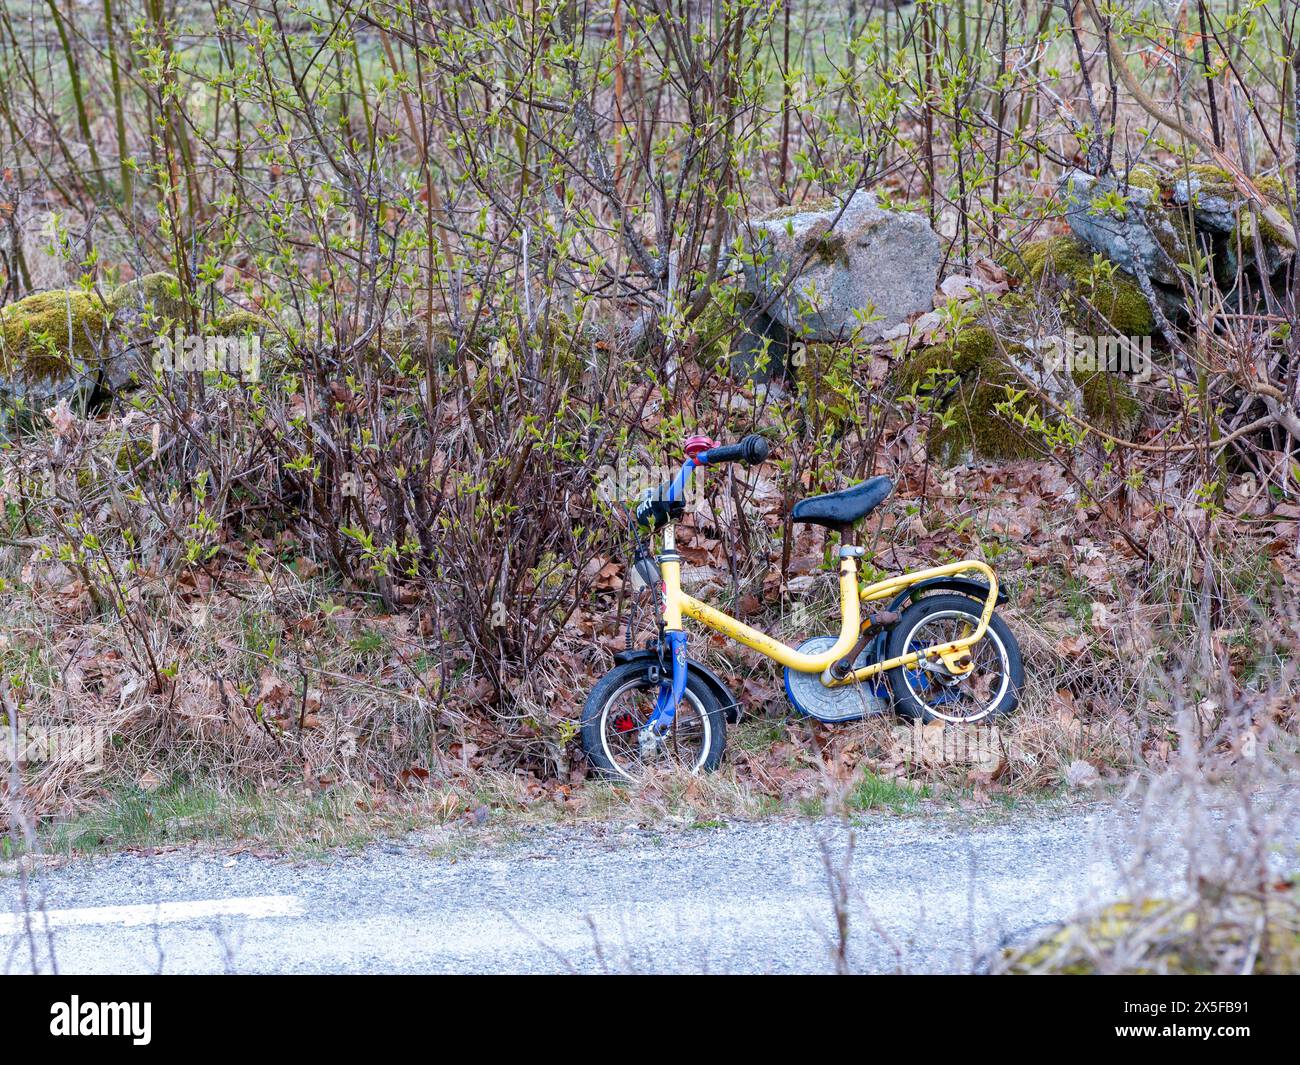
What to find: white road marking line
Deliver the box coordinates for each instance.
[0,895,303,935]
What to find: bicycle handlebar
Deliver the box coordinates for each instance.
[632,435,770,530]
[698,434,769,467]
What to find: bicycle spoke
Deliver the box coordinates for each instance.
[904,609,1010,723]
[601,680,710,776]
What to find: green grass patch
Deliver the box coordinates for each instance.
[849,770,930,813]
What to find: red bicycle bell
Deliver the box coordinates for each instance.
[684,434,718,461]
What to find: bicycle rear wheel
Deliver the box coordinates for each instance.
[884,593,1024,724]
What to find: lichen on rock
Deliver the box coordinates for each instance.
[756,197,838,223]
[1171,163,1238,234]
[742,189,941,342]
[1065,161,1299,301]
[1061,168,1194,290]
[999,894,1300,974]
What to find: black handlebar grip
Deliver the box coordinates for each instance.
[742,434,769,465]
[704,434,769,467]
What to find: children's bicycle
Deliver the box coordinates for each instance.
[581,435,1025,780]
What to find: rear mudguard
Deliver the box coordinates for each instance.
[613,648,742,723]
[886,576,1009,616]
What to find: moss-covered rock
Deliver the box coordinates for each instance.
[899,309,1145,464]
[1,273,272,416]
[1,272,193,397]
[1076,366,1140,433]
[1139,163,1298,283]
[0,288,114,387]
[898,325,1040,464]
[212,308,271,335]
[1011,241,1149,438]
[1019,236,1156,336]
[999,894,1300,974]
[108,271,190,323]
[1234,175,1297,276]
[1122,162,1164,195]
[1255,176,1296,228]
[1056,159,1300,316]
[1062,168,1196,292]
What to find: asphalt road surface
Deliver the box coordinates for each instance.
[4,801,1296,974]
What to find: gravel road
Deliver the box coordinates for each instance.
[4,801,1297,974]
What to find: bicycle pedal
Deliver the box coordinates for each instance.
[862,608,901,630]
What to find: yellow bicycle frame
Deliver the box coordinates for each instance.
[658,526,999,685]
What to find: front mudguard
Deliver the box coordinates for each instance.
[613,647,742,723]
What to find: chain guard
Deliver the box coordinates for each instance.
[783,636,891,722]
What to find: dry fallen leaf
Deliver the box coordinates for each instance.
[258,669,291,710]
[1064,760,1100,789]
[43,398,77,439]
[1089,601,1113,633]
[137,769,164,792]
[1055,633,1090,657]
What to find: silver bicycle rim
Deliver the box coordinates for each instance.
[599,679,712,781]
[900,609,1011,723]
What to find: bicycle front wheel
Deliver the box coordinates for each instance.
[581,661,726,781]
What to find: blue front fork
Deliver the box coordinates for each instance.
[640,455,699,740]
[646,629,688,735]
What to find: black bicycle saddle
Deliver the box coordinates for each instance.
[791,476,893,529]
